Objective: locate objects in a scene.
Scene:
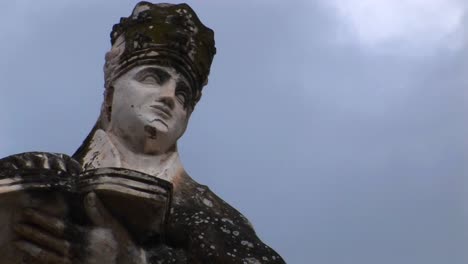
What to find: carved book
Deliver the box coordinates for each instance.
[0,167,172,263]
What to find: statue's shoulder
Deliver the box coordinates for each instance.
[167,173,286,263]
[172,173,254,229]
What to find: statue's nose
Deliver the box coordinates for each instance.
[158,96,175,110]
[157,80,176,109]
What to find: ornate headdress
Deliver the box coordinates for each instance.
[104,2,216,109]
[75,2,216,161]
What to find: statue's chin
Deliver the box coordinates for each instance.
[142,139,175,155]
[139,129,178,155]
[108,118,182,155]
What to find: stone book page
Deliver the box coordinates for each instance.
[0,167,172,264]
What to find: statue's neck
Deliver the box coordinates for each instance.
[81,129,185,184]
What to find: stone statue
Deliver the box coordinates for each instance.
[0,2,285,263]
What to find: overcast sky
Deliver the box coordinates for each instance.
[0,1,466,263]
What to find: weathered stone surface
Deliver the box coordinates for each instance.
[0,2,285,263]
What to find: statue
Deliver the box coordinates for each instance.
[0,2,285,264]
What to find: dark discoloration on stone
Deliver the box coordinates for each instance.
[161,172,285,264]
[0,158,285,263]
[144,125,158,139]
[0,153,285,263]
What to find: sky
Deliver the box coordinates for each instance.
[0,0,467,263]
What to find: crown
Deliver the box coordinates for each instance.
[106,2,216,106]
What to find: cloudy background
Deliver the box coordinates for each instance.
[0,0,466,263]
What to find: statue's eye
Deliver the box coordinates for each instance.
[135,68,171,85]
[176,81,190,106]
[176,90,187,105]
[140,75,160,85]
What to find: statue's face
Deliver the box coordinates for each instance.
[107,65,192,154]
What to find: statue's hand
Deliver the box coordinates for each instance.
[0,152,81,174]
[14,207,75,264]
[83,192,144,264]
[14,192,144,264]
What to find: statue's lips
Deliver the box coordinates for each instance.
[150,105,172,118]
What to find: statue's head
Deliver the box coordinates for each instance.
[95,2,216,154]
